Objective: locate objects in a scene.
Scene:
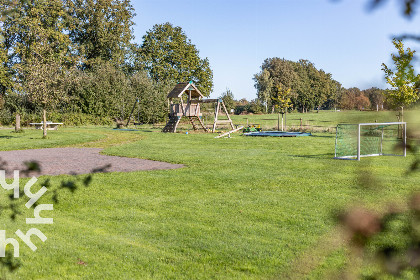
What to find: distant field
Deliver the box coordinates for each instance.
[0,110,418,279]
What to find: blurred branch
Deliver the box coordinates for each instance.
[367,0,418,18]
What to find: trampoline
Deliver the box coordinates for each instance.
[243,131,311,137]
[112,128,139,131]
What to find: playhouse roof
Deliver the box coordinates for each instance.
[167,82,204,99]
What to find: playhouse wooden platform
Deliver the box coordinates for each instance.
[163,82,235,133]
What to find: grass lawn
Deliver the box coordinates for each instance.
[0,110,419,279]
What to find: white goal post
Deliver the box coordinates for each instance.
[334,122,407,161]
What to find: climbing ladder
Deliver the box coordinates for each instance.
[188,116,208,132]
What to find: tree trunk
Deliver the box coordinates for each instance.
[42,109,47,138]
[401,106,404,123]
[401,106,404,139]
[281,113,284,131]
[284,111,287,131]
[15,113,21,132]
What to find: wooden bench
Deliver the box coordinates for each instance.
[29,122,63,130]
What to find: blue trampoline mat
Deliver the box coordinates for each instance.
[243,131,311,137]
[112,128,139,131]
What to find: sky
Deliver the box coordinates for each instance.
[131,0,420,100]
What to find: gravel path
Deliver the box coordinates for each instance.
[0,148,183,178]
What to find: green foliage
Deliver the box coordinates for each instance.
[140,22,213,96]
[131,71,168,124]
[65,62,167,124]
[0,37,11,96]
[255,58,341,112]
[1,0,79,136]
[3,92,30,114]
[253,69,273,112]
[271,84,292,113]
[382,39,420,109]
[248,98,265,114]
[3,0,77,89]
[65,0,135,69]
[220,88,235,111]
[364,87,386,109]
[67,62,131,119]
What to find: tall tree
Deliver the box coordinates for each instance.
[2,0,77,137]
[363,87,386,110]
[65,0,135,68]
[139,22,213,96]
[255,58,339,112]
[253,68,273,113]
[271,84,292,113]
[272,84,292,131]
[0,31,11,98]
[382,39,420,111]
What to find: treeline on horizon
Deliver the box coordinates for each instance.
[0,0,408,128]
[251,58,390,115]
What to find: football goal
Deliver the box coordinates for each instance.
[334,122,406,160]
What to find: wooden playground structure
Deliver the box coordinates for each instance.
[163,82,236,133]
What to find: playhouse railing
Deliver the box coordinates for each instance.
[170,104,201,116]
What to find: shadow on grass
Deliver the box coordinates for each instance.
[0,136,13,139]
[290,153,334,159]
[309,135,335,138]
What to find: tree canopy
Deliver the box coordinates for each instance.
[65,0,135,69]
[382,39,420,108]
[139,22,213,96]
[254,58,341,112]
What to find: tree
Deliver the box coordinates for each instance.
[254,69,273,113]
[65,0,135,69]
[139,22,213,96]
[67,61,131,119]
[272,84,292,131]
[363,87,386,110]
[5,92,28,132]
[2,0,77,137]
[272,84,292,113]
[0,32,11,97]
[220,88,235,112]
[382,39,420,111]
[131,71,168,124]
[25,36,70,137]
[255,58,339,113]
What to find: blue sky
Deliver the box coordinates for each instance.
[131,0,420,100]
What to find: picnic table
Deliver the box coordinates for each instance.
[29,121,63,130]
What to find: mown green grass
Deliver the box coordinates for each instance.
[0,111,419,279]
[0,128,105,151]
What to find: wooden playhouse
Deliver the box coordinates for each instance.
[163,82,235,133]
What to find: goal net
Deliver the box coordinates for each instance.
[334,122,406,160]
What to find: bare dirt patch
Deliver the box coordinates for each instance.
[0,147,183,178]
